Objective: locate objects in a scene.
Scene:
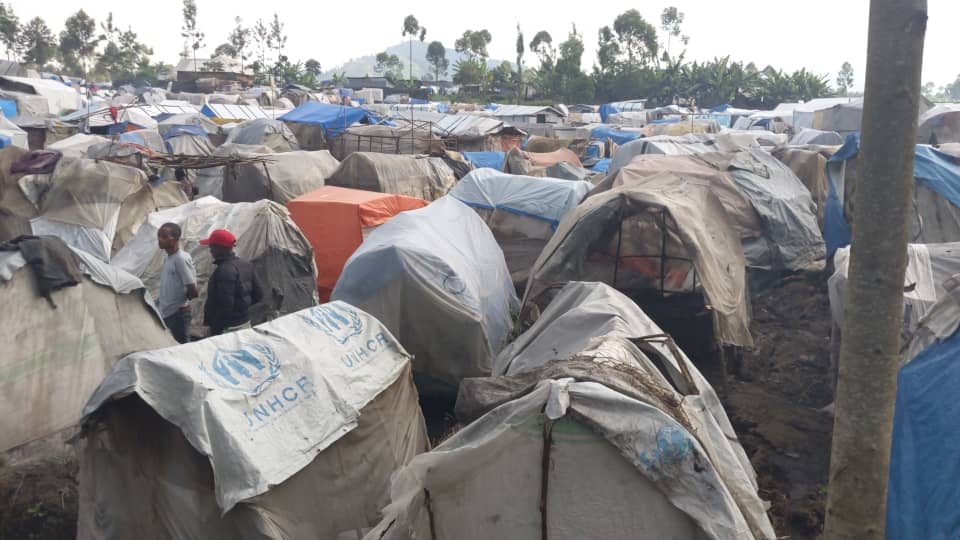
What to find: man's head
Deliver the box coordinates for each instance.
[199,229,237,259]
[157,222,182,253]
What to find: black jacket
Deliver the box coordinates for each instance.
[204,254,264,335]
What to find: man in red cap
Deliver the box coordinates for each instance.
[199,229,264,336]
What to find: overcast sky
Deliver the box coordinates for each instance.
[14,0,959,89]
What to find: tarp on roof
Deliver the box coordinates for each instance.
[157,113,219,137]
[222,150,340,204]
[462,151,505,170]
[591,125,644,145]
[113,197,319,338]
[45,133,109,157]
[608,135,718,175]
[0,113,26,149]
[332,196,519,395]
[194,143,274,199]
[78,302,428,538]
[201,103,270,120]
[0,98,15,118]
[0,240,172,452]
[327,152,457,201]
[225,118,300,152]
[288,186,427,302]
[0,76,80,114]
[591,158,611,172]
[279,101,382,138]
[525,174,753,348]
[918,104,960,145]
[790,128,843,146]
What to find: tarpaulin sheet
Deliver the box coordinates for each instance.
[462,151,505,170]
[287,186,427,301]
[163,124,208,140]
[450,168,591,228]
[332,196,519,393]
[327,152,457,201]
[79,302,428,533]
[279,101,384,138]
[591,158,611,173]
[225,118,300,153]
[591,125,644,146]
[0,98,15,118]
[222,150,340,204]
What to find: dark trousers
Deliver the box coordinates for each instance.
[163,308,192,344]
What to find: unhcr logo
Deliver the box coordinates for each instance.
[301,304,364,344]
[201,343,281,395]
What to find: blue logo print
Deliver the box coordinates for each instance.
[300,304,363,344]
[202,343,280,394]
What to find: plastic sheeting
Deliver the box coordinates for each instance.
[789,129,843,146]
[157,113,220,137]
[0,244,172,452]
[771,145,837,229]
[78,302,429,538]
[113,197,319,338]
[279,101,384,138]
[462,151,505,170]
[332,196,519,395]
[0,113,27,149]
[525,175,753,348]
[608,134,717,176]
[327,152,457,201]
[195,143,273,199]
[591,125,644,145]
[225,118,300,153]
[45,133,108,158]
[222,150,340,204]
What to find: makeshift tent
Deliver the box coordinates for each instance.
[329,124,446,161]
[525,175,753,349]
[792,98,861,131]
[771,145,838,229]
[461,151,504,170]
[113,196,319,338]
[888,281,960,539]
[811,102,863,135]
[225,118,300,152]
[789,128,843,146]
[0,237,174,452]
[0,207,28,240]
[279,101,384,139]
[194,143,274,199]
[608,135,718,175]
[326,152,457,201]
[77,302,429,539]
[0,113,27,148]
[0,76,81,114]
[45,133,109,157]
[332,196,519,395]
[157,112,220,137]
[591,125,644,146]
[287,186,428,302]
[200,103,270,121]
[917,104,960,145]
[448,168,592,285]
[0,145,31,217]
[825,136,960,257]
[373,283,775,539]
[22,157,188,260]
[220,150,339,204]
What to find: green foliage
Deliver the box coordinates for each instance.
[837,61,854,95]
[613,9,659,68]
[455,29,492,60]
[227,17,250,69]
[425,40,448,82]
[0,2,19,59]
[59,10,98,77]
[180,0,204,60]
[19,17,56,68]
[94,13,153,81]
[946,75,960,100]
[374,51,403,83]
[453,57,487,86]
[402,15,425,83]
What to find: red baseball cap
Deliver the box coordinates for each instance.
[199,229,237,247]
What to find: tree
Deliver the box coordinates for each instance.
[491,60,514,91]
[921,81,936,96]
[455,29,492,61]
[18,17,55,68]
[555,24,592,102]
[251,18,269,83]
[837,61,855,95]
[515,23,524,102]
[823,0,926,537]
[269,14,287,84]
[59,10,99,77]
[0,3,18,60]
[402,15,426,83]
[181,0,204,68]
[425,40,448,83]
[304,58,321,78]
[529,30,555,69]
[945,74,960,100]
[374,51,403,83]
[660,7,687,59]
[213,43,236,58]
[613,9,659,68]
[95,13,153,81]
[452,58,486,87]
[227,17,250,71]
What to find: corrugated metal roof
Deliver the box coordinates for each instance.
[138,101,201,117]
[392,110,512,137]
[490,105,565,118]
[202,103,270,120]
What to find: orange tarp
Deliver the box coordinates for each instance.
[287,186,428,302]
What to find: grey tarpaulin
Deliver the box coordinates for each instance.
[326,152,457,201]
[332,196,519,394]
[222,150,340,204]
[77,302,429,539]
[113,197,318,338]
[224,118,300,152]
[770,145,838,229]
[525,174,753,348]
[0,242,172,452]
[195,143,274,199]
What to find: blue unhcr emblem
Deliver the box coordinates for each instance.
[202,343,281,394]
[301,304,363,344]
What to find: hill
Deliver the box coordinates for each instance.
[321,41,508,81]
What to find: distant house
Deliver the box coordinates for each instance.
[346,77,395,91]
[489,105,566,125]
[175,56,253,88]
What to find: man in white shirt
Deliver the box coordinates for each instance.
[157,222,199,343]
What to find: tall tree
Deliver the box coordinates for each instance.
[824,0,927,537]
[374,51,403,83]
[613,9,659,68]
[0,2,18,60]
[837,61,855,95]
[95,13,152,81]
[454,29,492,61]
[18,17,55,68]
[251,18,269,82]
[946,74,960,100]
[304,58,321,78]
[556,24,592,102]
[402,15,426,83]
[528,30,555,69]
[180,0,204,68]
[59,10,99,77]
[213,43,236,58]
[425,40,448,82]
[515,23,524,102]
[269,14,287,83]
[659,7,686,59]
[227,17,250,71]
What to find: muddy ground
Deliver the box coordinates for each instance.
[0,271,835,539]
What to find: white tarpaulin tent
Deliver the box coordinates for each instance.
[0,112,27,149]
[369,283,775,540]
[0,76,81,114]
[0,238,173,452]
[332,196,519,395]
[221,150,340,204]
[77,302,429,539]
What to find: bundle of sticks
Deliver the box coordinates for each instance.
[143,153,276,170]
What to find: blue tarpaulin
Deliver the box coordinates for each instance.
[590,125,644,146]
[599,104,618,123]
[0,99,16,119]
[888,332,960,539]
[0,134,10,149]
[462,152,505,171]
[650,117,681,124]
[163,125,208,140]
[590,158,611,173]
[410,98,428,105]
[709,104,732,113]
[436,103,450,114]
[826,135,960,257]
[278,101,385,138]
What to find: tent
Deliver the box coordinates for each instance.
[524,174,753,350]
[825,136,960,257]
[195,143,274,199]
[917,104,960,145]
[326,152,457,201]
[279,101,384,139]
[608,135,718,175]
[888,281,960,539]
[789,128,843,146]
[770,145,838,229]
[448,168,592,286]
[0,112,27,149]
[157,112,220,137]
[810,102,863,135]
[22,157,188,260]
[113,197,319,338]
[287,186,428,302]
[0,236,174,452]
[332,196,519,396]
[224,118,300,152]
[221,150,340,204]
[77,302,429,539]
[371,284,775,540]
[328,124,444,161]
[461,151,504,170]
[0,76,81,114]
[792,98,861,131]
[590,124,645,146]
[45,133,109,157]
